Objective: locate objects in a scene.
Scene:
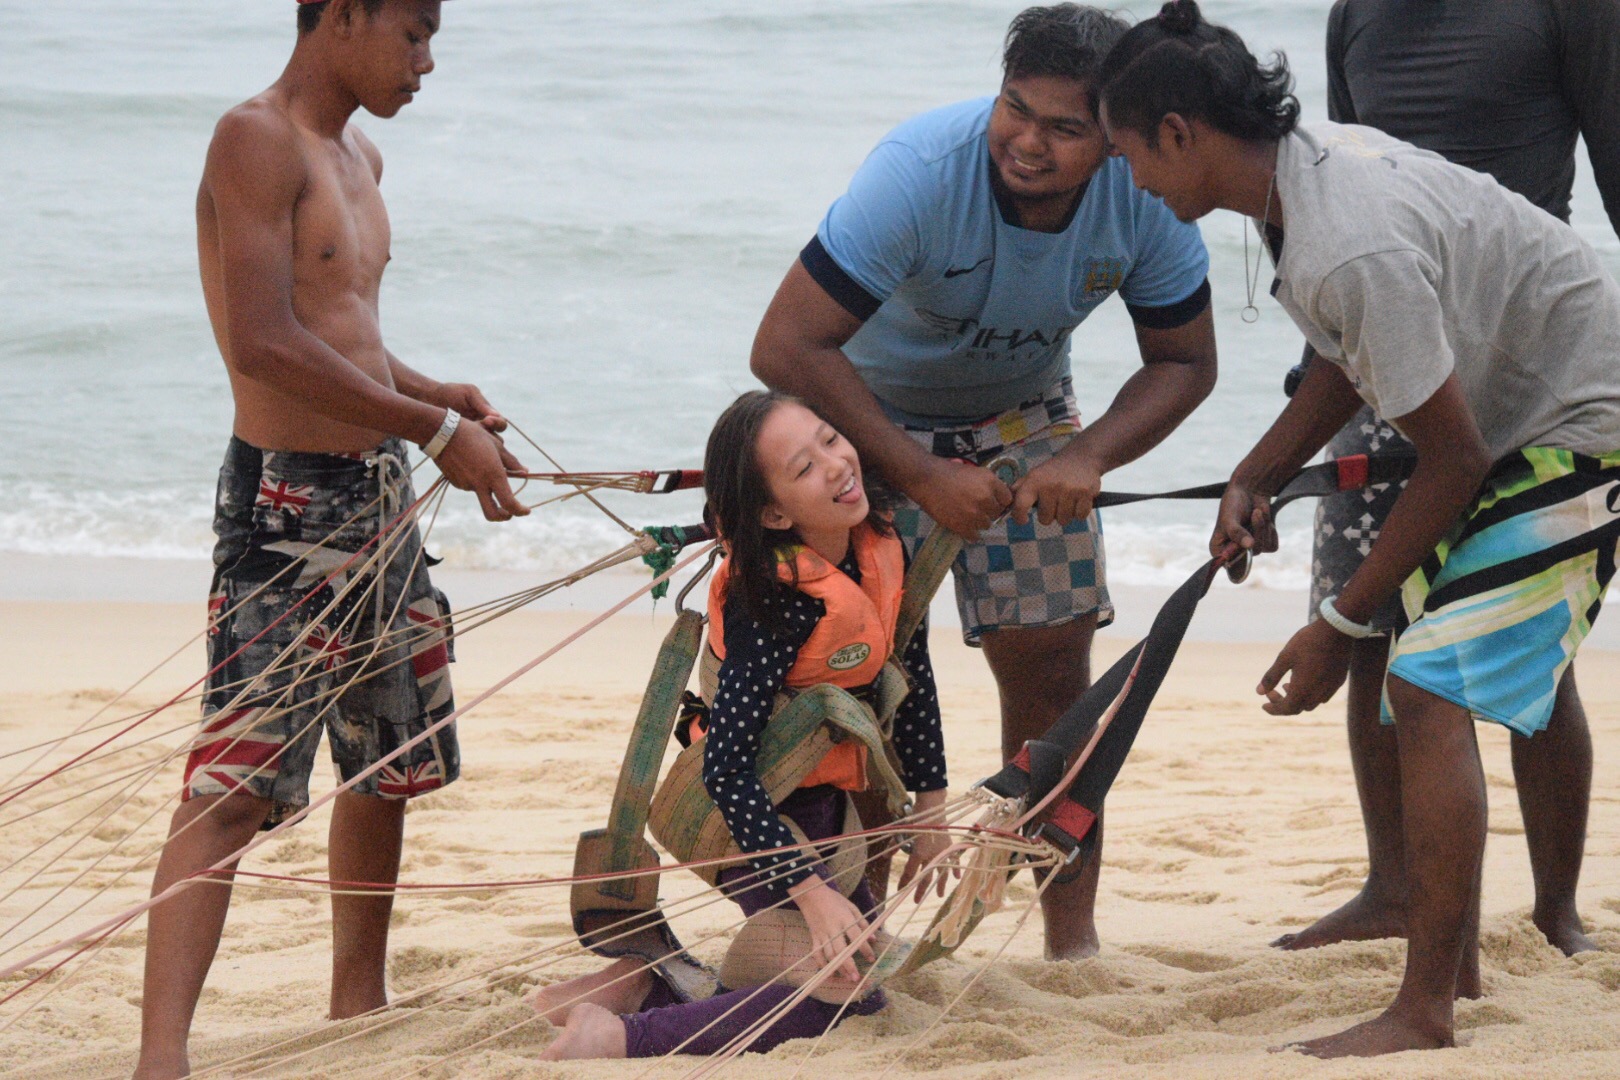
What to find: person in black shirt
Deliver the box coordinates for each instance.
[1289,0,1620,962]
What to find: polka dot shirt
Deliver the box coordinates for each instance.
[702,550,946,896]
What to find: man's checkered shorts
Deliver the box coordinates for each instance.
[890,379,1113,645]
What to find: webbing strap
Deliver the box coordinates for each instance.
[982,454,1423,849]
[649,670,912,886]
[986,559,1213,814]
[893,524,962,655]
[1094,451,1416,509]
[582,609,702,903]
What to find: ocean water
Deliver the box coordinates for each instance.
[3,1,1617,591]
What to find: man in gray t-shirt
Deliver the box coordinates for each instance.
[1289,0,1620,965]
[1101,3,1620,1059]
[1271,123,1620,459]
[1287,0,1620,963]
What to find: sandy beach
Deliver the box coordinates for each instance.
[3,567,1619,1080]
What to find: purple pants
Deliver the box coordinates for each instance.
[622,786,887,1058]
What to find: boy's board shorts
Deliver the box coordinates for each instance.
[889,379,1113,646]
[1384,447,1620,737]
[183,436,459,828]
[1310,405,1411,635]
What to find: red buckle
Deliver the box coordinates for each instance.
[1045,799,1097,843]
[1335,454,1370,491]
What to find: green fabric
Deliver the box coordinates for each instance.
[893,523,963,654]
[650,673,912,877]
[593,609,702,902]
[640,530,683,600]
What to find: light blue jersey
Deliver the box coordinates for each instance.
[808,97,1210,424]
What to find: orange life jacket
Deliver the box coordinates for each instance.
[703,522,905,792]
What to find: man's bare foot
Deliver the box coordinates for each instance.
[1534,904,1597,956]
[131,1051,189,1080]
[539,1003,629,1061]
[527,957,652,1023]
[1276,1007,1451,1059]
[329,988,388,1021]
[1046,925,1101,961]
[1271,886,1406,950]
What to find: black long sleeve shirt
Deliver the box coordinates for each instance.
[1326,0,1620,232]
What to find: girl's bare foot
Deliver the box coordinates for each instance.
[527,957,652,1023]
[539,1003,629,1060]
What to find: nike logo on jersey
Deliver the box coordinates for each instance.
[913,308,979,335]
[943,257,992,279]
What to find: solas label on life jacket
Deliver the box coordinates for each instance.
[827,643,872,671]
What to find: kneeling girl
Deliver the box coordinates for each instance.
[538,390,951,1060]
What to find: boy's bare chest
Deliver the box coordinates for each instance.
[292,149,391,296]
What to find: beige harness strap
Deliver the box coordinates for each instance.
[648,666,911,887]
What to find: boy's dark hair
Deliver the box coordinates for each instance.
[298,0,387,35]
[1098,0,1299,146]
[1002,4,1130,113]
[703,391,892,634]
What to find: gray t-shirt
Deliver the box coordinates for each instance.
[1269,122,1620,460]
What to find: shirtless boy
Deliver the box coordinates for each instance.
[1100,0,1620,1057]
[135,1,524,1075]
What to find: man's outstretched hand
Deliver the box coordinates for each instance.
[1010,452,1102,527]
[1257,618,1353,715]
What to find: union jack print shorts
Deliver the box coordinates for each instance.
[184,437,459,828]
[889,379,1113,646]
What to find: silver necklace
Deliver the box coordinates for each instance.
[1242,173,1277,324]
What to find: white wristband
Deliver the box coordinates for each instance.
[422,408,461,460]
[1318,595,1377,639]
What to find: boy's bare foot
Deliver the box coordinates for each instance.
[1271,887,1406,950]
[1275,1006,1451,1059]
[1534,903,1597,956]
[539,1003,629,1060]
[527,957,652,1023]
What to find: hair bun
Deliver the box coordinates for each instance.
[1157,0,1202,33]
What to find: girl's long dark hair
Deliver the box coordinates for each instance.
[1098,0,1298,146]
[703,390,892,634]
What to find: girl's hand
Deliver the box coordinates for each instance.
[896,790,957,902]
[787,876,874,982]
[898,828,955,902]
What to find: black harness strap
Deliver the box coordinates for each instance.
[985,451,1419,880]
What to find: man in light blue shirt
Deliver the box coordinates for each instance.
[752,4,1218,959]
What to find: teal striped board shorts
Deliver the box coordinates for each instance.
[1384,447,1620,736]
